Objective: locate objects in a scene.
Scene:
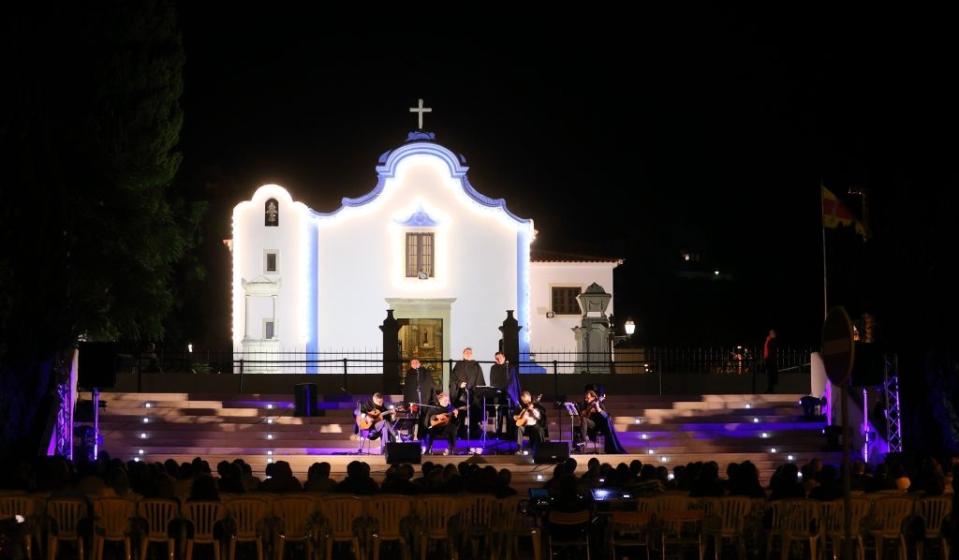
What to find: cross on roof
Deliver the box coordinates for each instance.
[409,98,432,130]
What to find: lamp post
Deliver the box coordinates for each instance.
[609,318,636,374]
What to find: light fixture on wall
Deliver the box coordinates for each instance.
[546,311,555,319]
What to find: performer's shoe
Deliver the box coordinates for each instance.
[442,449,450,456]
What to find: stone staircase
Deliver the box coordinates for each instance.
[94,391,839,489]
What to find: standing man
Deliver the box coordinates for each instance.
[403,358,436,440]
[450,347,484,438]
[489,352,512,438]
[763,329,779,393]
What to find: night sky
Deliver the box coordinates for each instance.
[172,6,958,351]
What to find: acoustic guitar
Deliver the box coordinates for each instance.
[514,394,544,427]
[429,405,464,428]
[356,408,395,430]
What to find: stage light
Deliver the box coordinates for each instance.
[536,474,544,481]
[145,402,152,408]
[745,403,752,409]
[770,448,777,453]
[139,433,147,439]
[267,434,273,440]
[634,418,641,424]
[667,473,675,481]
[142,418,149,424]
[267,404,274,410]
[267,451,273,455]
[648,449,655,454]
[134,457,140,462]
[660,456,669,463]
[138,449,144,455]
[522,450,529,456]
[599,478,606,484]
[753,418,759,423]
[761,432,769,439]
[267,418,273,424]
[641,433,649,440]
[267,457,273,464]
[787,455,795,461]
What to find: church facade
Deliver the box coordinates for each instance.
[229,131,620,377]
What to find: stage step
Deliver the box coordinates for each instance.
[95,390,831,485]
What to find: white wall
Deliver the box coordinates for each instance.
[315,152,523,381]
[528,262,619,352]
[232,186,314,352]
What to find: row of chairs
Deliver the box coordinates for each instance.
[598,494,952,560]
[0,492,541,560]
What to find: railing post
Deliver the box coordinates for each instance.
[238,358,244,392]
[342,358,349,394]
[553,360,559,399]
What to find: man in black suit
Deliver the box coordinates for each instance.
[403,358,436,439]
[450,347,484,438]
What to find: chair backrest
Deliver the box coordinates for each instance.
[368,495,412,540]
[547,509,591,526]
[873,497,914,536]
[915,496,951,536]
[458,495,497,531]
[46,498,88,539]
[274,496,318,540]
[704,497,752,534]
[493,496,526,530]
[820,498,873,535]
[318,496,365,540]
[610,510,654,533]
[185,501,224,539]
[225,497,270,539]
[650,493,695,514]
[416,496,459,537]
[768,500,816,534]
[94,498,136,539]
[137,499,180,539]
[0,496,35,520]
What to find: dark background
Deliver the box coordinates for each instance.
[169,6,956,354]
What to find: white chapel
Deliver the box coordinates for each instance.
[229,103,621,378]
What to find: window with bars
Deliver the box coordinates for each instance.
[551,286,582,315]
[406,232,434,278]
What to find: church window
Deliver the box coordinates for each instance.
[406,232,434,278]
[265,199,279,226]
[552,286,582,315]
[264,320,275,339]
[265,251,278,273]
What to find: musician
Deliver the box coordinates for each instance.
[488,352,512,437]
[577,389,614,452]
[450,347,483,438]
[403,358,437,406]
[514,391,546,453]
[423,392,462,456]
[359,392,396,443]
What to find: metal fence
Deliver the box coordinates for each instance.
[122,347,810,377]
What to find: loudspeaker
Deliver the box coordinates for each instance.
[851,342,884,387]
[534,441,570,464]
[78,342,118,389]
[386,442,421,464]
[293,383,318,417]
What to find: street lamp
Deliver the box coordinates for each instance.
[610,317,636,374]
[625,319,636,336]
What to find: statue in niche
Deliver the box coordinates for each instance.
[265,199,279,226]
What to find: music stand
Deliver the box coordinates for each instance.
[563,402,580,445]
[474,386,504,454]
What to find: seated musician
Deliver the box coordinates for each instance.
[358,392,396,442]
[514,390,546,454]
[423,392,463,456]
[576,388,614,452]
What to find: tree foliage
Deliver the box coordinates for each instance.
[0,0,199,454]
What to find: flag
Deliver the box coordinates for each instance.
[821,185,868,239]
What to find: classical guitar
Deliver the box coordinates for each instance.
[579,395,606,421]
[429,405,464,428]
[514,394,544,427]
[356,408,391,430]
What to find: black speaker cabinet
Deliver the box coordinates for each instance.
[534,441,570,464]
[78,342,119,389]
[293,383,318,417]
[386,442,422,464]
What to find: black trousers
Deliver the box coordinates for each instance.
[517,423,545,450]
[765,358,779,390]
[424,422,457,452]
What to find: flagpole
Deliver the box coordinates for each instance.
[821,184,828,320]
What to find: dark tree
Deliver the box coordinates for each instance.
[0,1,200,455]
